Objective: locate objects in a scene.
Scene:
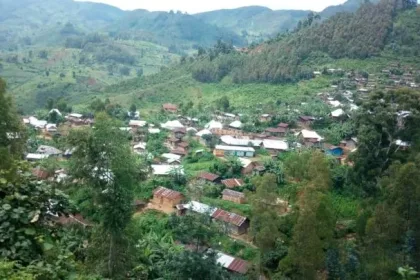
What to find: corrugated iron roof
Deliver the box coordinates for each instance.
[197,172,220,182]
[221,179,244,188]
[153,186,183,200]
[212,209,247,227]
[222,189,245,198]
[265,127,286,133]
[228,258,249,274]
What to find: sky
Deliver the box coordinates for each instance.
[76,0,348,14]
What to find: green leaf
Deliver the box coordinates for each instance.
[24,228,36,235]
[0,178,6,184]
[2,204,11,210]
[43,242,54,251]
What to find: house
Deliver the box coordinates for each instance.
[216,252,249,275]
[36,145,63,157]
[298,116,316,126]
[222,189,246,204]
[259,114,272,122]
[205,120,223,130]
[212,209,249,235]
[178,142,189,149]
[129,120,147,128]
[162,103,178,113]
[32,167,50,180]
[168,136,181,147]
[196,129,212,137]
[262,140,289,154]
[148,128,161,134]
[173,127,187,139]
[170,147,188,156]
[325,145,344,157]
[133,143,147,154]
[396,140,411,150]
[45,123,58,132]
[340,138,357,150]
[220,136,262,147]
[277,123,289,130]
[197,172,220,183]
[162,153,182,164]
[222,179,245,189]
[151,165,184,176]
[181,201,217,216]
[26,153,50,161]
[213,145,255,158]
[331,109,346,119]
[238,158,254,175]
[152,186,184,208]
[211,128,248,137]
[328,100,342,107]
[265,127,287,137]
[29,117,47,129]
[298,130,323,147]
[161,120,184,130]
[229,120,243,129]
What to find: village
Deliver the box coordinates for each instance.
[15,63,417,277]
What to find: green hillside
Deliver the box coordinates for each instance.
[196,7,310,43]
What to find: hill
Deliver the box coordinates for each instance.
[195,0,381,43]
[195,6,310,43]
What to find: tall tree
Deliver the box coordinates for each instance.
[68,113,139,278]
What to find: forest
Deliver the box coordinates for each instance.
[190,0,419,84]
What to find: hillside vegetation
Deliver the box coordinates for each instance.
[190,0,420,85]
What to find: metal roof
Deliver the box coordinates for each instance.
[215,145,255,152]
[262,140,289,151]
[221,179,245,188]
[153,186,183,200]
[222,189,245,198]
[183,201,217,216]
[197,172,220,182]
[216,252,249,274]
[212,209,247,227]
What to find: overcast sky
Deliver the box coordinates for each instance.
[77,0,348,14]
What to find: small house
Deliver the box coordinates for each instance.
[265,127,287,137]
[45,124,58,133]
[238,158,254,175]
[170,147,188,156]
[168,136,181,147]
[212,209,249,235]
[129,120,147,129]
[161,120,184,130]
[26,153,50,161]
[298,116,316,126]
[32,167,50,180]
[216,252,249,275]
[277,123,289,130]
[37,145,63,157]
[222,189,246,204]
[162,103,178,113]
[229,120,243,129]
[197,172,220,183]
[259,114,272,122]
[152,186,184,208]
[151,165,184,176]
[213,145,255,158]
[331,109,346,119]
[173,127,187,139]
[298,130,323,148]
[262,140,289,155]
[221,179,245,189]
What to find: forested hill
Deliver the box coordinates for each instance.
[195,0,381,42]
[191,0,420,84]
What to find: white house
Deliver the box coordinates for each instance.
[151,165,184,176]
[205,120,223,130]
[161,120,184,130]
[229,120,243,129]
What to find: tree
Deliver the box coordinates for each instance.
[0,78,26,169]
[120,66,130,76]
[283,189,335,279]
[216,96,230,112]
[68,113,139,278]
[129,104,137,118]
[136,67,144,77]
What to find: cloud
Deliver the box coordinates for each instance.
[76,0,348,13]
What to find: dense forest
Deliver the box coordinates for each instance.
[190,0,419,84]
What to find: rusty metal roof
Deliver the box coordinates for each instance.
[222,189,245,198]
[221,179,244,188]
[153,186,183,200]
[197,172,220,182]
[265,127,286,133]
[212,209,247,227]
[228,258,249,274]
